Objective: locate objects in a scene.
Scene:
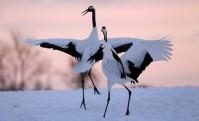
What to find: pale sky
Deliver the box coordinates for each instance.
[0,0,199,87]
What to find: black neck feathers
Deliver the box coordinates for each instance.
[104,32,107,42]
[92,10,96,28]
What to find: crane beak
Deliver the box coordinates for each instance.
[81,9,88,16]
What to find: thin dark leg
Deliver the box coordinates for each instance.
[88,69,100,95]
[103,90,110,118]
[124,85,132,115]
[80,73,87,110]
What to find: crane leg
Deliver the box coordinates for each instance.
[80,73,87,110]
[88,69,101,95]
[103,90,110,118]
[124,85,132,115]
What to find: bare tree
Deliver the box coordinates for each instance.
[0,42,10,89]
[0,31,53,91]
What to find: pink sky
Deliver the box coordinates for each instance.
[0,0,199,87]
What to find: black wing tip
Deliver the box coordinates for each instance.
[40,42,52,48]
[114,42,133,53]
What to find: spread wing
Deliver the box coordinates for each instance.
[118,37,173,82]
[25,38,82,60]
[106,38,133,53]
[107,37,172,61]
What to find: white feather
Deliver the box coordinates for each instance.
[102,42,128,89]
[25,38,77,48]
[107,37,173,62]
[24,28,100,74]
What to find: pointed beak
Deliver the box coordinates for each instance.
[81,9,88,16]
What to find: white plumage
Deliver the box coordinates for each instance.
[95,37,124,84]
[25,18,100,79]
[125,38,172,82]
[107,37,172,61]
[100,26,131,118]
[25,38,73,48]
[105,37,172,83]
[102,42,126,87]
[100,26,173,117]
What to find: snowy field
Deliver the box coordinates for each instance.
[0,87,199,121]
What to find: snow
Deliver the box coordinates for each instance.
[0,87,199,121]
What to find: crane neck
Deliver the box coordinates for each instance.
[92,10,96,28]
[103,32,107,42]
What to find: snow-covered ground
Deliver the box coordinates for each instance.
[0,87,199,121]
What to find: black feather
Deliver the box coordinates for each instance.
[126,52,153,82]
[86,42,133,63]
[40,42,82,60]
[113,43,133,53]
[87,44,103,63]
[111,50,126,79]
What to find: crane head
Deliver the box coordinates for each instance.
[81,6,95,16]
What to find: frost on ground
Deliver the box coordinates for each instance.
[0,87,199,121]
